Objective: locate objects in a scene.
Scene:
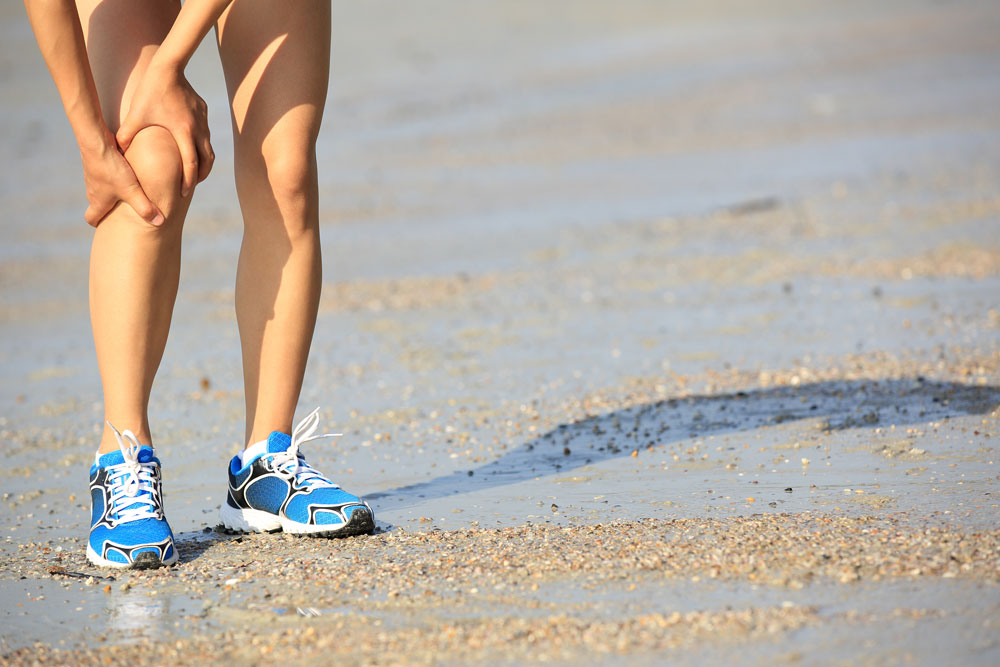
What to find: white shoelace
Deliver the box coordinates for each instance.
[265,407,342,489]
[104,422,162,525]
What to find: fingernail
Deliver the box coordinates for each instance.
[151,213,165,226]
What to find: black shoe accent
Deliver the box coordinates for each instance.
[216,523,282,536]
[304,505,375,539]
[131,551,165,570]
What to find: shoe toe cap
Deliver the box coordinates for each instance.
[90,518,175,565]
[286,488,368,525]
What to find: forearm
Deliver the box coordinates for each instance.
[23,0,109,151]
[151,0,233,71]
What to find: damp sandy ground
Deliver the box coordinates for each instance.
[1,0,999,664]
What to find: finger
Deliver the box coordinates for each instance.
[84,197,115,228]
[197,134,214,183]
[116,117,138,153]
[122,182,164,226]
[83,204,104,228]
[174,131,199,197]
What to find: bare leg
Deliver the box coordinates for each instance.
[215,0,331,445]
[77,0,192,453]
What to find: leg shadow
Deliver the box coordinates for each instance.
[366,377,999,511]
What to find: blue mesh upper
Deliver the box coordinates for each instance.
[284,486,361,524]
[228,460,253,487]
[244,476,290,513]
[311,510,342,525]
[106,547,129,564]
[89,444,174,565]
[90,487,104,527]
[267,431,292,453]
[89,517,174,561]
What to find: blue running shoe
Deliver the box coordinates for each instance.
[220,408,375,537]
[87,423,177,569]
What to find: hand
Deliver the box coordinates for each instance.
[80,132,164,228]
[116,61,214,197]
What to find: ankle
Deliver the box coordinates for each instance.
[246,427,285,448]
[241,437,268,458]
[98,420,152,454]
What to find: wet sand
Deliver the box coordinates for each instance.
[2,0,999,664]
[4,515,1000,664]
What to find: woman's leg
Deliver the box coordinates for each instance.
[215,0,331,445]
[77,0,193,453]
[213,8,375,538]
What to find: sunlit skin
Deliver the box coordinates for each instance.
[24,0,331,454]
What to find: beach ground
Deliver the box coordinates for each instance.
[1,0,998,664]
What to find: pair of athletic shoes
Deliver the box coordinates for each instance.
[87,408,374,569]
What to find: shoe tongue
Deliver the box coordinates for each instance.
[96,445,154,468]
[266,431,292,454]
[97,450,124,468]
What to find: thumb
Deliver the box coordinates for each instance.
[84,196,115,227]
[83,203,103,228]
[122,183,165,226]
[116,117,139,152]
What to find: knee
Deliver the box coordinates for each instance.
[259,145,317,229]
[124,126,186,221]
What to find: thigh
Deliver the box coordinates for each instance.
[76,0,182,132]
[215,0,331,154]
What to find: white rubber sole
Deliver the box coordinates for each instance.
[220,503,282,533]
[219,502,373,536]
[86,543,178,569]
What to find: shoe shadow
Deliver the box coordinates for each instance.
[365,377,999,512]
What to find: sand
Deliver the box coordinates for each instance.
[1,0,999,664]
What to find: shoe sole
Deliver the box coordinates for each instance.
[85,544,177,570]
[219,502,375,538]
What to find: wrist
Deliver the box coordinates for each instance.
[64,95,113,153]
[148,48,188,76]
[76,125,115,155]
[77,125,117,157]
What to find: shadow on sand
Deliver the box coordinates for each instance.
[366,377,999,512]
[171,377,997,556]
